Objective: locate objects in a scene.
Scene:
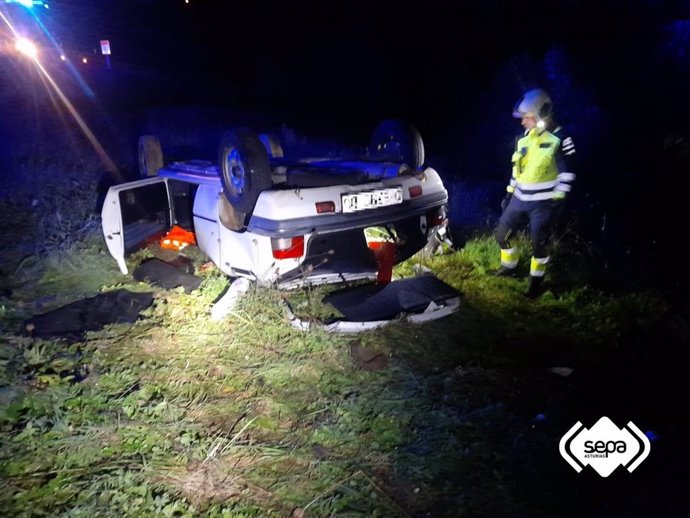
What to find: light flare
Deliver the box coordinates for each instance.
[27,7,95,96]
[15,36,38,59]
[1,7,121,177]
[33,57,119,174]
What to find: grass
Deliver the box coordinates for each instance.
[0,223,680,517]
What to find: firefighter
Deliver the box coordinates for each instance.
[494,89,576,297]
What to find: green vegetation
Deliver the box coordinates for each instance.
[0,228,670,517]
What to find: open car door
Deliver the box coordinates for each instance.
[101,177,171,274]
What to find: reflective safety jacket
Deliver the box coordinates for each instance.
[506,125,576,201]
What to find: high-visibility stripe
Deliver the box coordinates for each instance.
[558,172,575,182]
[555,183,572,192]
[514,191,556,201]
[530,256,549,277]
[501,247,519,268]
[517,179,557,190]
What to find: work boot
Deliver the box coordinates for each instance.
[525,276,545,298]
[494,265,519,277]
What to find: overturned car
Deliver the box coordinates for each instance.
[101,120,460,328]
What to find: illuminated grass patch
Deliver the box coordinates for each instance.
[0,231,670,516]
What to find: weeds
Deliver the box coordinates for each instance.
[0,216,675,517]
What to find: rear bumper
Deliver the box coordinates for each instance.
[247,190,448,237]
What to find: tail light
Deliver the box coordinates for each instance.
[408,185,423,198]
[271,236,304,259]
[315,201,335,213]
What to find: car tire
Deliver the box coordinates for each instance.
[259,133,284,158]
[218,128,273,214]
[138,135,164,177]
[369,119,425,170]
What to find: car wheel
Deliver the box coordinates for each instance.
[369,119,425,169]
[138,135,164,177]
[218,128,273,214]
[259,133,284,158]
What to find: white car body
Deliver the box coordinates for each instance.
[102,158,448,289]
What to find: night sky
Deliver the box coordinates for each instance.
[86,2,688,117]
[5,2,690,141]
[3,1,687,150]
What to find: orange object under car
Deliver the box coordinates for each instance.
[368,240,396,284]
[160,225,196,251]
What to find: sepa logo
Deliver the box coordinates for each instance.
[559,416,651,477]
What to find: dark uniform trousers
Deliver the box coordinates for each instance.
[494,196,557,259]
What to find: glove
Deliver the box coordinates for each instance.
[501,194,512,211]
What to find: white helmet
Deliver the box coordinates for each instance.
[512,89,553,121]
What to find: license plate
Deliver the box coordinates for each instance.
[341,187,403,213]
